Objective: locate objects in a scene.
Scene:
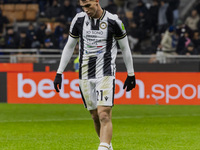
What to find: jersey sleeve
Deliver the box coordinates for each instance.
[114,16,127,40]
[69,14,79,38]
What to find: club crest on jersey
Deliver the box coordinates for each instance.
[100,22,107,29]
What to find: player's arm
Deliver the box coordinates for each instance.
[113,14,136,92]
[54,36,78,92]
[118,36,136,91]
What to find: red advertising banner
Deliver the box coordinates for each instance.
[7,72,200,105]
[0,63,33,72]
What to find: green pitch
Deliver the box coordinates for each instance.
[0,104,200,150]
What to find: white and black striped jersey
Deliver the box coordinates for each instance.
[69,10,127,79]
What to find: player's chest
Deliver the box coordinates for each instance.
[82,19,109,40]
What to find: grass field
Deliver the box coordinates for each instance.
[0,104,200,150]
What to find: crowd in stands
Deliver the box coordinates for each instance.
[0,0,200,57]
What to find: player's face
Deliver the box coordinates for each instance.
[80,0,98,18]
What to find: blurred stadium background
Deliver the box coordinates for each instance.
[0,0,200,64]
[0,0,200,149]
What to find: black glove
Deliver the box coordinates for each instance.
[123,75,136,92]
[54,73,62,92]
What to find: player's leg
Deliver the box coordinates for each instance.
[96,76,115,150]
[79,77,114,150]
[79,78,102,139]
[97,106,112,150]
[90,109,100,137]
[90,109,113,150]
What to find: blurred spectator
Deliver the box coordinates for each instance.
[180,42,198,55]
[26,23,40,48]
[191,30,200,53]
[18,30,31,48]
[60,0,76,23]
[154,26,178,63]
[133,0,148,22]
[130,1,152,51]
[4,27,19,49]
[160,26,178,53]
[0,35,5,49]
[45,0,61,20]
[75,0,83,13]
[195,1,200,16]
[168,0,180,25]
[0,9,9,35]
[148,0,159,34]
[133,10,149,41]
[26,22,40,48]
[37,0,54,17]
[44,28,57,48]
[147,33,162,54]
[44,38,54,49]
[36,22,46,47]
[128,21,140,51]
[158,0,173,33]
[55,21,70,49]
[176,31,191,55]
[31,35,40,48]
[26,22,36,42]
[175,19,192,37]
[104,0,118,14]
[38,0,47,17]
[59,32,68,50]
[54,20,67,41]
[185,9,200,31]
[126,0,135,11]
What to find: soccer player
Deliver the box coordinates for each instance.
[53,0,136,149]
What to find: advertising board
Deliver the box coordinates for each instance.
[6,72,200,104]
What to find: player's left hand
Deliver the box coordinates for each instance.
[123,75,136,92]
[54,73,62,92]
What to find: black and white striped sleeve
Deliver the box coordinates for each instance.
[69,14,79,38]
[114,16,127,40]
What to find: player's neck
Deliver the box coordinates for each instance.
[93,6,103,19]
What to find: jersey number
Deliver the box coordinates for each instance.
[97,90,103,101]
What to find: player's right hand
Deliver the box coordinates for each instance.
[53,73,62,92]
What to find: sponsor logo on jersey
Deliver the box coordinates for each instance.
[86,30,103,35]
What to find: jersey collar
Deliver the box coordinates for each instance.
[99,9,106,20]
